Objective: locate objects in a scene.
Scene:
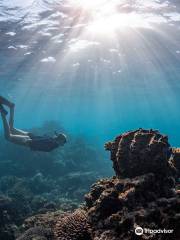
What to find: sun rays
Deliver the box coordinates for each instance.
[1,0,180,143]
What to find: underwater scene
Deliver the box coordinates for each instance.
[0,0,180,239]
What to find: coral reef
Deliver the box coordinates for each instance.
[85,174,180,239]
[53,209,90,240]
[17,210,90,240]
[0,122,107,239]
[0,171,98,239]
[172,148,180,178]
[21,210,64,230]
[105,128,175,178]
[3,128,180,239]
[0,195,18,240]
[17,227,53,240]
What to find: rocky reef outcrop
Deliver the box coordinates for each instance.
[85,174,179,239]
[172,148,180,178]
[105,128,176,178]
[13,129,180,239]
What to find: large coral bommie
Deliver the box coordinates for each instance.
[105,128,175,178]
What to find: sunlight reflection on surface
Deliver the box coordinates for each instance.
[70,0,152,34]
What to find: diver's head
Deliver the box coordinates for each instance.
[54,132,67,146]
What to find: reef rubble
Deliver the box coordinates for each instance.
[4,129,180,239]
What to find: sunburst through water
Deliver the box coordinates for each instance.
[0,0,180,145]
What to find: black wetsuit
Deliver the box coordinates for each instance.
[28,133,59,152]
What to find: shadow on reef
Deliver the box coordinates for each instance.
[1,128,180,239]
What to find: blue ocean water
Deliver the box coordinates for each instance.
[1,2,180,237]
[0,0,180,148]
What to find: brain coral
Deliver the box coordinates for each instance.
[53,209,91,240]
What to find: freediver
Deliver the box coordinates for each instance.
[0,96,67,152]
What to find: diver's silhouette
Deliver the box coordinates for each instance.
[0,96,67,152]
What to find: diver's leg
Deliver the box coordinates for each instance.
[9,105,29,136]
[9,104,14,130]
[0,111,11,140]
[11,128,29,136]
[0,111,30,146]
[6,134,30,146]
[0,96,14,108]
[0,104,8,115]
